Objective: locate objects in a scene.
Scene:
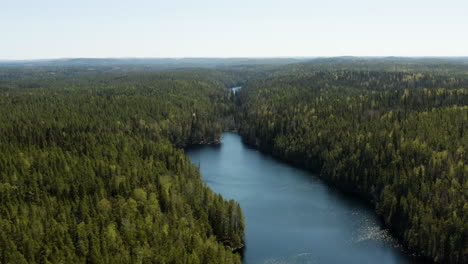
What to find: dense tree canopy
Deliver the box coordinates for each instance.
[0,70,244,263]
[1,58,467,264]
[236,70,468,263]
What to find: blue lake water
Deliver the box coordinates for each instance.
[186,132,422,264]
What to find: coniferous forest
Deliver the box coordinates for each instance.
[0,69,244,263]
[0,57,467,263]
[235,61,468,263]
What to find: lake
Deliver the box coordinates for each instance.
[230,86,242,94]
[186,132,422,264]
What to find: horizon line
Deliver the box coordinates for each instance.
[1,55,468,62]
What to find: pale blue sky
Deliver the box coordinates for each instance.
[1,0,467,59]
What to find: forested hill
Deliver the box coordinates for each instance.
[292,57,468,73]
[0,70,244,263]
[0,58,300,81]
[236,70,468,263]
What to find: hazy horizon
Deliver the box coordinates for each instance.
[2,56,468,62]
[2,0,467,60]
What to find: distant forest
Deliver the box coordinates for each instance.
[0,57,467,263]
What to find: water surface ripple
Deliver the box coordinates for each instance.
[186,133,421,264]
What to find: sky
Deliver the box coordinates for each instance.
[1,0,467,60]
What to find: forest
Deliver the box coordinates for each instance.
[0,70,244,263]
[0,57,467,263]
[236,66,468,263]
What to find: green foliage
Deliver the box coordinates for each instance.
[0,71,244,263]
[2,59,467,264]
[237,70,468,264]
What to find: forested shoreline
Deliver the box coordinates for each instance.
[0,71,244,263]
[0,58,467,264]
[236,69,467,263]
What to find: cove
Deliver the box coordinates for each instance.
[186,133,424,264]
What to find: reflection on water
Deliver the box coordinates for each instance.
[186,133,424,264]
[230,86,242,94]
